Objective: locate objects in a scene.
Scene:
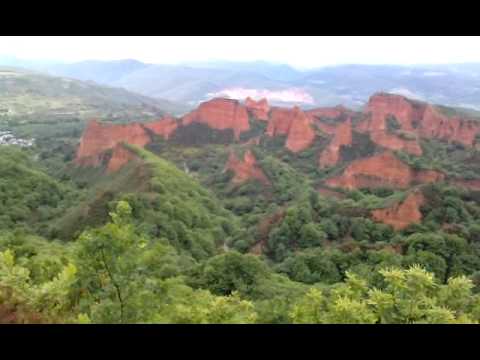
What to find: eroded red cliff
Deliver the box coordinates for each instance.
[182,98,250,140]
[325,151,444,190]
[356,93,424,155]
[419,105,480,146]
[106,143,139,173]
[245,97,270,121]
[224,149,269,185]
[359,93,425,132]
[369,131,422,156]
[75,120,151,167]
[266,106,316,153]
[359,93,480,151]
[143,117,178,140]
[319,119,352,167]
[371,190,425,230]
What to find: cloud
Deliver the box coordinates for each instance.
[207,87,315,104]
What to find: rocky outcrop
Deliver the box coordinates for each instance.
[266,106,316,153]
[356,93,424,155]
[325,151,444,190]
[75,120,151,167]
[224,149,269,185]
[419,105,480,146]
[143,117,178,140]
[245,97,270,121]
[369,131,422,156]
[319,119,352,167]
[371,190,425,230]
[182,98,250,140]
[359,93,425,132]
[358,93,480,152]
[106,143,139,173]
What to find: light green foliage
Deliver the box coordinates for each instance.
[290,266,480,324]
[0,248,77,322]
[73,201,258,323]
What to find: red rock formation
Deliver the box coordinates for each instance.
[182,98,250,140]
[266,106,316,153]
[224,149,269,185]
[356,93,424,155]
[419,105,480,146]
[106,143,138,173]
[325,151,444,190]
[371,190,425,230]
[369,131,423,156]
[266,107,295,137]
[319,119,352,167]
[143,117,178,140]
[285,107,317,153]
[245,97,270,121]
[359,93,480,151]
[75,120,151,167]
[359,93,425,132]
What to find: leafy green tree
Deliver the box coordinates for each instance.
[74,201,150,323]
[0,249,77,323]
[299,223,326,248]
[290,266,480,324]
[189,251,270,298]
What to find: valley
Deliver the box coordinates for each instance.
[3,64,480,324]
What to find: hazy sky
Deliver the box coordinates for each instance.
[1,36,480,69]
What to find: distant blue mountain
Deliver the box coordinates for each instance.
[4,57,480,110]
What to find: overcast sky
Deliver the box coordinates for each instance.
[1,36,480,69]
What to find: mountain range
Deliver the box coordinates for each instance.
[5,56,480,111]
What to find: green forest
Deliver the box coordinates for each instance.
[3,125,480,324]
[3,88,480,324]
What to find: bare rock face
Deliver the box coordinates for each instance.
[285,107,317,153]
[356,93,424,155]
[143,117,178,140]
[224,149,269,185]
[325,151,444,190]
[75,120,151,167]
[369,131,423,156]
[360,93,425,132]
[319,119,352,167]
[419,105,480,146]
[266,107,295,137]
[266,106,316,153]
[106,143,139,173]
[245,97,270,121]
[182,98,250,140]
[358,93,480,152]
[371,190,425,230]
